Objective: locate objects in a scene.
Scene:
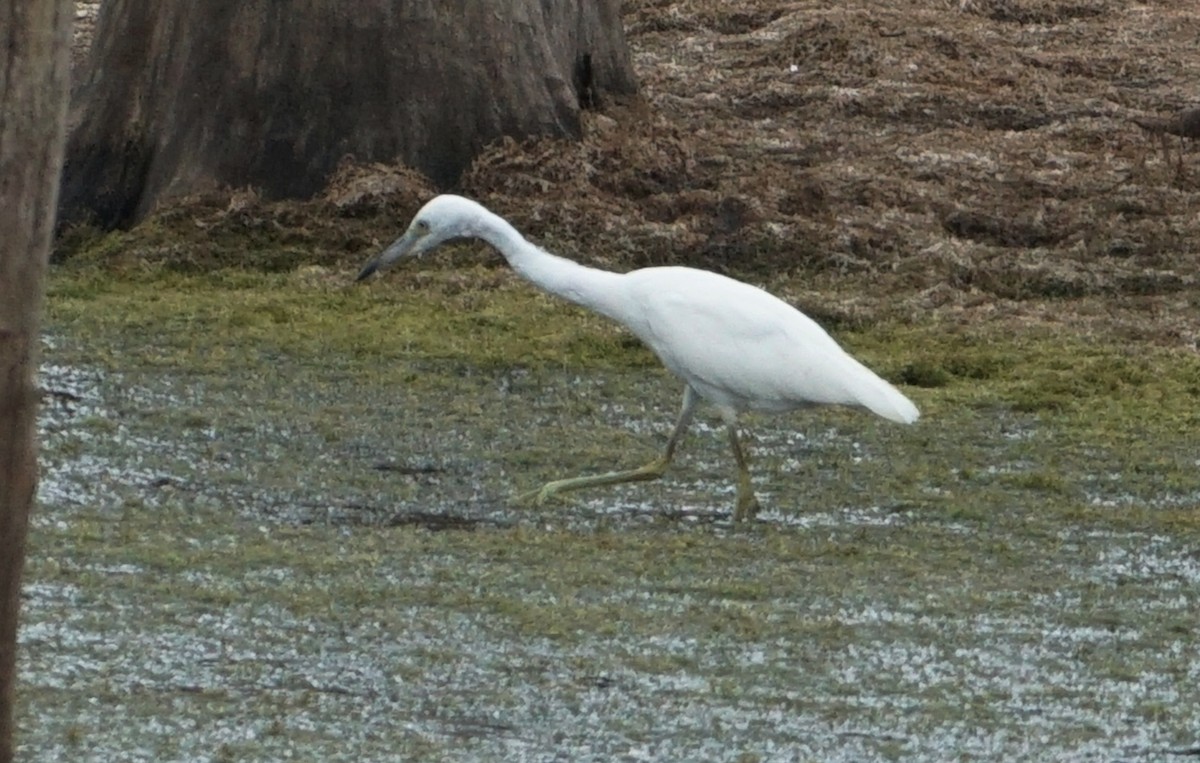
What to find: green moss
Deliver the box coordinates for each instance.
[45,264,658,374]
[47,264,1200,429]
[896,359,953,388]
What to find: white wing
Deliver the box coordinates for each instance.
[620,267,918,423]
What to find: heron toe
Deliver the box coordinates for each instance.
[516,483,560,506]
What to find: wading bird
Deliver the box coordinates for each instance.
[356,195,918,521]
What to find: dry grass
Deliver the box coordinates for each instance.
[64,0,1200,344]
[466,0,1200,342]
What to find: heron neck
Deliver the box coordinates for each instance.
[476,215,628,322]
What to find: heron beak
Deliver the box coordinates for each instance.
[355,259,379,282]
[355,229,420,282]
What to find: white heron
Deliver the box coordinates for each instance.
[356,195,919,521]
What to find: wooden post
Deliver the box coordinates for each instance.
[0,1,72,760]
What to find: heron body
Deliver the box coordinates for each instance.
[357,194,918,520]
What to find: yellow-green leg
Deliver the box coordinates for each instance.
[728,424,760,522]
[520,386,699,505]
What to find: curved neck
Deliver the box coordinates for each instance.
[474,211,628,322]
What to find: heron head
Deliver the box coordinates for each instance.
[355,195,484,281]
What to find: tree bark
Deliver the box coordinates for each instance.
[59,0,638,229]
[0,0,72,760]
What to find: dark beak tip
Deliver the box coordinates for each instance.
[355,262,378,282]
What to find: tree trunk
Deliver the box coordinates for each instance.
[59,0,638,229]
[0,0,72,760]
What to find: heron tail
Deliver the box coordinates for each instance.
[845,357,920,424]
[865,381,920,424]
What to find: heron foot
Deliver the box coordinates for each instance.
[514,456,672,508]
[515,483,564,506]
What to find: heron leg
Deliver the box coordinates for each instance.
[727,423,760,522]
[519,386,699,505]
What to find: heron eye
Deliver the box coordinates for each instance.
[416,219,431,232]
